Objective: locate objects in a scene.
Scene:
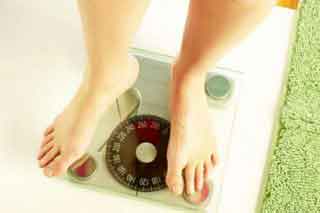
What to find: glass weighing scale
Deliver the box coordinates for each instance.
[62,48,243,212]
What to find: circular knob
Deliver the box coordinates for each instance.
[205,74,232,101]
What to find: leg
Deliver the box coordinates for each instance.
[166,0,273,195]
[37,0,149,177]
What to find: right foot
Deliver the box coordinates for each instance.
[166,67,219,195]
[37,56,139,177]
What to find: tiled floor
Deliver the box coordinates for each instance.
[0,1,296,213]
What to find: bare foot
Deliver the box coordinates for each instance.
[37,56,139,177]
[166,68,218,195]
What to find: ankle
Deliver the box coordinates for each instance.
[84,56,138,100]
[171,63,206,96]
[87,56,139,89]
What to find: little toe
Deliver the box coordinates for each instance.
[37,141,55,160]
[166,160,184,195]
[204,159,213,179]
[40,133,55,148]
[44,124,54,136]
[195,163,204,192]
[39,146,60,168]
[184,164,196,195]
[211,152,219,167]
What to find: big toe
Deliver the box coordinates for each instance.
[166,160,184,195]
[44,151,81,177]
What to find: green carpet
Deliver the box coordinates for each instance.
[259,1,320,213]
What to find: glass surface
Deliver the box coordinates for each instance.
[206,74,232,100]
[63,48,243,211]
[68,156,97,179]
[183,181,212,207]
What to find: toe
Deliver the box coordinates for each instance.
[166,160,184,195]
[184,164,196,195]
[39,146,60,168]
[211,153,219,167]
[37,140,55,160]
[195,163,204,192]
[44,124,54,136]
[43,157,60,177]
[40,133,55,148]
[44,151,82,177]
[204,159,213,179]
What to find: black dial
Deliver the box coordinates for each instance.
[106,115,170,192]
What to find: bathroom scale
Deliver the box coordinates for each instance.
[61,48,243,212]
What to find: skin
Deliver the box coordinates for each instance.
[37,0,149,176]
[167,0,274,195]
[37,0,273,195]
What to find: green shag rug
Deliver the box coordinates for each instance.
[259,1,320,213]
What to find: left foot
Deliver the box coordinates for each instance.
[37,56,139,177]
[166,67,218,195]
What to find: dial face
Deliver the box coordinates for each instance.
[106,115,170,192]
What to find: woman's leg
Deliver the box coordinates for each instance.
[166,0,273,195]
[37,0,149,177]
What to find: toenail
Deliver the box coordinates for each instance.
[172,184,182,195]
[39,160,45,167]
[46,168,53,177]
[188,190,195,195]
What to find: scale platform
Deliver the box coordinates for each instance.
[61,48,243,212]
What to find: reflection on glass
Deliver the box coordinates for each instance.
[68,155,97,180]
[183,181,212,207]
